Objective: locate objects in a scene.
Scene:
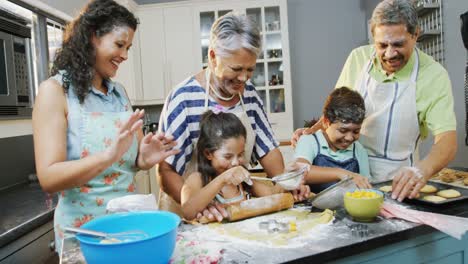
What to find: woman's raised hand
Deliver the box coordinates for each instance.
[138,131,180,169]
[105,109,144,163]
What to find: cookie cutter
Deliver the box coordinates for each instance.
[258,219,289,233]
[348,223,369,238]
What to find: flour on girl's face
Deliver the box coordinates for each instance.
[208,137,246,176]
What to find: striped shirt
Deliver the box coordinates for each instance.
[159,76,279,175]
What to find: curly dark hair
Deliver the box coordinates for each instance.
[51,0,138,103]
[196,110,246,186]
[323,87,366,124]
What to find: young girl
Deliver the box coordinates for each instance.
[181,110,297,221]
[295,87,372,193]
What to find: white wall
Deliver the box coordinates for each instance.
[441,0,468,166]
[287,0,368,129]
[36,0,88,17]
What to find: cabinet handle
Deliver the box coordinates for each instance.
[49,240,55,251]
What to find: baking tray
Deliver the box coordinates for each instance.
[372,180,468,206]
[428,167,468,189]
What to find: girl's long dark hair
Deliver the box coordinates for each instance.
[51,0,138,103]
[197,110,246,186]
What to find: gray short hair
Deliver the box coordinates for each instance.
[370,0,419,36]
[209,12,262,58]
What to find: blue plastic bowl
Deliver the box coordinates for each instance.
[76,211,180,264]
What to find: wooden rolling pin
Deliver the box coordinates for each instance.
[195,193,294,224]
[228,192,294,221]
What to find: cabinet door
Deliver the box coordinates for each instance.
[163,6,197,91]
[113,39,138,103]
[138,8,166,103]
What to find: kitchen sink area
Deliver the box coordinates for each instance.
[0,180,58,263]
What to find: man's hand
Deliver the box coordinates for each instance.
[391,166,426,202]
[291,128,313,148]
[290,117,323,147]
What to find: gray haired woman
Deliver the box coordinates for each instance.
[158,12,310,221]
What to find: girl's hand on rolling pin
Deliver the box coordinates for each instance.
[292,182,311,202]
[196,202,228,222]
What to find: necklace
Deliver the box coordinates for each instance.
[209,83,236,101]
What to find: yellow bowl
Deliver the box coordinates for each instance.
[344,189,384,222]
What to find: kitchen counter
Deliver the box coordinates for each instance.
[60,198,468,264]
[0,182,57,248]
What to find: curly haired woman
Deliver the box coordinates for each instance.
[32,0,179,252]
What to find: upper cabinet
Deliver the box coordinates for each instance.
[114,3,198,106]
[193,0,293,141]
[137,7,166,104]
[113,0,142,104]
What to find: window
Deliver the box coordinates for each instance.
[46,19,65,71]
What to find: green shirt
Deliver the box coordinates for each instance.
[336,45,456,139]
[295,130,371,178]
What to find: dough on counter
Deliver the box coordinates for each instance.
[419,185,437,193]
[379,185,392,193]
[423,195,447,202]
[437,189,462,198]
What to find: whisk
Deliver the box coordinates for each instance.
[65,227,149,243]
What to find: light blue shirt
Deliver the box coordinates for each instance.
[52,72,130,161]
[295,130,371,178]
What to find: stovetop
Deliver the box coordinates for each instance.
[0,181,57,247]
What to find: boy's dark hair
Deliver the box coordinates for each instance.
[51,0,138,103]
[323,87,366,124]
[197,110,246,186]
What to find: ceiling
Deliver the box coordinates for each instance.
[134,0,187,4]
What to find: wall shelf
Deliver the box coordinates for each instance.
[416,0,444,65]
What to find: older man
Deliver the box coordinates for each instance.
[292,0,457,201]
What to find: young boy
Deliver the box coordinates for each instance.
[295,87,372,193]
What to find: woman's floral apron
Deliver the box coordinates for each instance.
[54,109,138,253]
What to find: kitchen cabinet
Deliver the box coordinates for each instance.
[193,0,294,141]
[0,221,55,264]
[134,170,150,194]
[113,0,143,105]
[136,7,166,104]
[134,4,198,105]
[134,168,159,203]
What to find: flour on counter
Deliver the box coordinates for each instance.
[183,208,334,248]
